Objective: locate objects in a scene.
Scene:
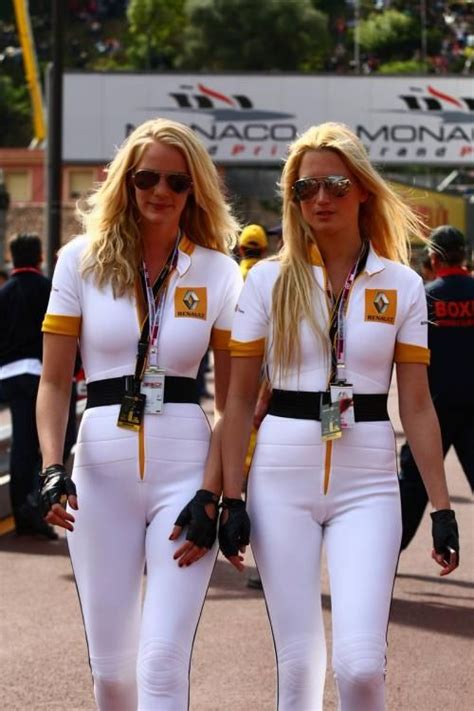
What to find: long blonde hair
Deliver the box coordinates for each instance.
[78,118,240,295]
[272,121,426,377]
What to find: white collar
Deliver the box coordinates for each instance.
[363,241,385,276]
[176,235,194,277]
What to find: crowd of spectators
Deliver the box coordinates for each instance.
[327,1,473,75]
[0,0,472,74]
[0,1,126,72]
[430,1,474,74]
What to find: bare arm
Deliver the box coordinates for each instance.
[169,348,232,563]
[396,362,450,510]
[201,348,231,494]
[37,333,78,529]
[222,356,263,499]
[397,362,458,575]
[37,333,77,466]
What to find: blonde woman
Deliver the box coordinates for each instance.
[219,122,459,711]
[37,118,242,710]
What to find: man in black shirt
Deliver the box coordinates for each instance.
[0,234,57,538]
[399,225,474,549]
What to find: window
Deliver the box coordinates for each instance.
[68,169,94,200]
[4,171,31,202]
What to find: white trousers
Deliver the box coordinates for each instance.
[248,415,402,711]
[67,404,216,711]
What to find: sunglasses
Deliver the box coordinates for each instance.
[131,170,193,194]
[292,175,352,202]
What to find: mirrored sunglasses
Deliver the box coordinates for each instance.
[131,170,193,194]
[292,175,352,202]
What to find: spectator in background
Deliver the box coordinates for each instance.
[0,234,57,539]
[419,252,436,283]
[237,224,268,280]
[237,223,269,589]
[196,350,212,401]
[399,225,474,549]
[0,270,8,404]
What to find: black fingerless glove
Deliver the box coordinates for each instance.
[174,489,219,549]
[218,497,251,558]
[39,464,77,517]
[430,509,460,562]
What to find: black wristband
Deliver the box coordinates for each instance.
[221,496,246,509]
[430,509,455,524]
[40,463,66,479]
[195,489,219,505]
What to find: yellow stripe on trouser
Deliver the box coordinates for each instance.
[244,428,258,477]
[139,424,145,480]
[324,441,333,495]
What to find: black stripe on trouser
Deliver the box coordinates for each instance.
[85,375,199,409]
[268,389,389,422]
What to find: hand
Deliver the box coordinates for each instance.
[40,464,78,531]
[169,489,219,567]
[430,509,459,576]
[218,497,250,572]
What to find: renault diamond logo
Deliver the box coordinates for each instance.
[373,292,389,314]
[183,290,200,311]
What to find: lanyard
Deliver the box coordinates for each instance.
[327,241,369,383]
[131,235,180,388]
[142,263,170,366]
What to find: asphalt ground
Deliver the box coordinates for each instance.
[0,378,472,711]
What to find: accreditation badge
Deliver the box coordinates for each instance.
[330,383,355,429]
[117,393,146,431]
[141,368,166,414]
[321,402,342,442]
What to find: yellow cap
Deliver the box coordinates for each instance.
[238,224,268,250]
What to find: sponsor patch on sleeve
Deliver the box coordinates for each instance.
[174,287,207,319]
[364,289,397,325]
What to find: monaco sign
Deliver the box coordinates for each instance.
[64,73,474,165]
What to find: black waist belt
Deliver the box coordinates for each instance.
[268,389,389,422]
[86,375,199,409]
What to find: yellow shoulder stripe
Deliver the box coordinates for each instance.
[210,328,231,351]
[394,342,430,365]
[230,338,266,358]
[42,314,81,337]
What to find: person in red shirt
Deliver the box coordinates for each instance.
[399,225,474,549]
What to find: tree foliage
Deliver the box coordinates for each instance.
[378,59,430,75]
[177,0,329,71]
[126,0,186,69]
[358,9,419,61]
[0,75,32,147]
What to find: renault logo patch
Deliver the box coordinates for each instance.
[183,290,199,310]
[175,287,207,319]
[365,289,397,324]
[374,292,389,314]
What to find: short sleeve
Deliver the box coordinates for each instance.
[210,259,243,351]
[42,241,83,337]
[394,276,430,365]
[229,265,269,357]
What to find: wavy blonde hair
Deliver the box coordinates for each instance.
[78,118,240,295]
[272,121,426,378]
